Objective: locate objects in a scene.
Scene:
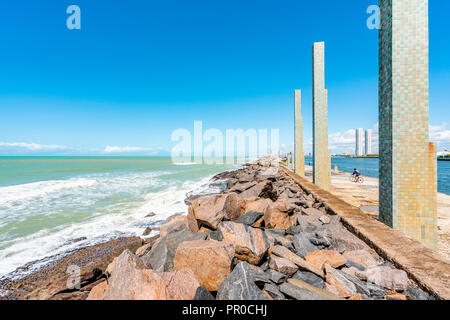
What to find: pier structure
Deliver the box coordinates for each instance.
[379,0,437,249]
[294,90,305,176]
[312,42,331,190]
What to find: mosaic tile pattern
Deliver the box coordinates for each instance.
[294,89,305,176]
[379,0,437,249]
[313,42,331,190]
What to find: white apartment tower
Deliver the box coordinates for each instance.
[365,129,373,155]
[355,128,364,157]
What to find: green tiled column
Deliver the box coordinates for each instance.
[379,0,437,249]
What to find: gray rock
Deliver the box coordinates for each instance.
[405,288,434,300]
[207,229,223,241]
[339,270,386,298]
[142,227,152,236]
[271,228,286,235]
[279,281,336,300]
[345,259,365,271]
[309,226,332,247]
[292,233,318,258]
[263,283,285,300]
[217,262,268,300]
[266,269,287,284]
[260,260,269,271]
[193,286,216,300]
[142,229,207,272]
[264,229,294,250]
[292,270,325,289]
[248,264,271,286]
[235,212,264,226]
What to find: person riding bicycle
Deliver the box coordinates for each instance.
[352,168,360,180]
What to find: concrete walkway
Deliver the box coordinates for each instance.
[281,165,450,300]
[300,165,450,261]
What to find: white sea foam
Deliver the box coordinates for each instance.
[0,171,221,279]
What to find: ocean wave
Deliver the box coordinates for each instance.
[0,171,221,279]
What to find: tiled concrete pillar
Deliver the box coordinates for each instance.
[379,0,437,249]
[294,90,305,176]
[312,42,330,190]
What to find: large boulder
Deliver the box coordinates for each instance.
[86,281,108,300]
[355,266,408,291]
[245,198,272,215]
[88,249,201,300]
[263,283,285,300]
[264,201,296,229]
[159,214,189,237]
[174,240,235,292]
[271,245,324,278]
[269,256,298,277]
[305,250,347,270]
[240,181,276,201]
[292,233,318,258]
[187,193,244,230]
[216,262,267,300]
[292,270,325,289]
[142,229,207,272]
[279,278,340,300]
[235,212,264,226]
[218,221,270,265]
[324,264,358,298]
[342,250,380,269]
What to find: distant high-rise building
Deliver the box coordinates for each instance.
[365,129,372,155]
[355,128,363,156]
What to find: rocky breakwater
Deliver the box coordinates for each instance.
[85,160,434,300]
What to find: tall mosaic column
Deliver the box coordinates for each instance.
[379,0,437,249]
[294,90,305,176]
[312,42,330,190]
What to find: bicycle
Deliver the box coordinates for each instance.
[349,174,364,184]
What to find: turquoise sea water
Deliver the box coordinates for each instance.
[304,156,450,195]
[0,157,237,278]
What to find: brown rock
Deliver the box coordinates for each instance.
[342,250,379,269]
[269,256,298,277]
[305,250,347,270]
[187,205,200,232]
[142,227,152,236]
[174,240,235,291]
[87,281,108,300]
[348,294,363,300]
[145,212,156,217]
[99,250,200,300]
[251,216,265,228]
[187,193,243,230]
[160,214,188,237]
[355,266,408,291]
[264,201,296,229]
[324,264,357,298]
[240,180,272,200]
[218,221,269,265]
[271,245,325,278]
[245,198,272,214]
[385,292,407,300]
[318,215,330,224]
[136,236,160,257]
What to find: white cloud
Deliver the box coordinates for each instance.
[103,146,154,153]
[0,142,67,151]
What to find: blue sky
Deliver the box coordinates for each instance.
[0,0,449,156]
